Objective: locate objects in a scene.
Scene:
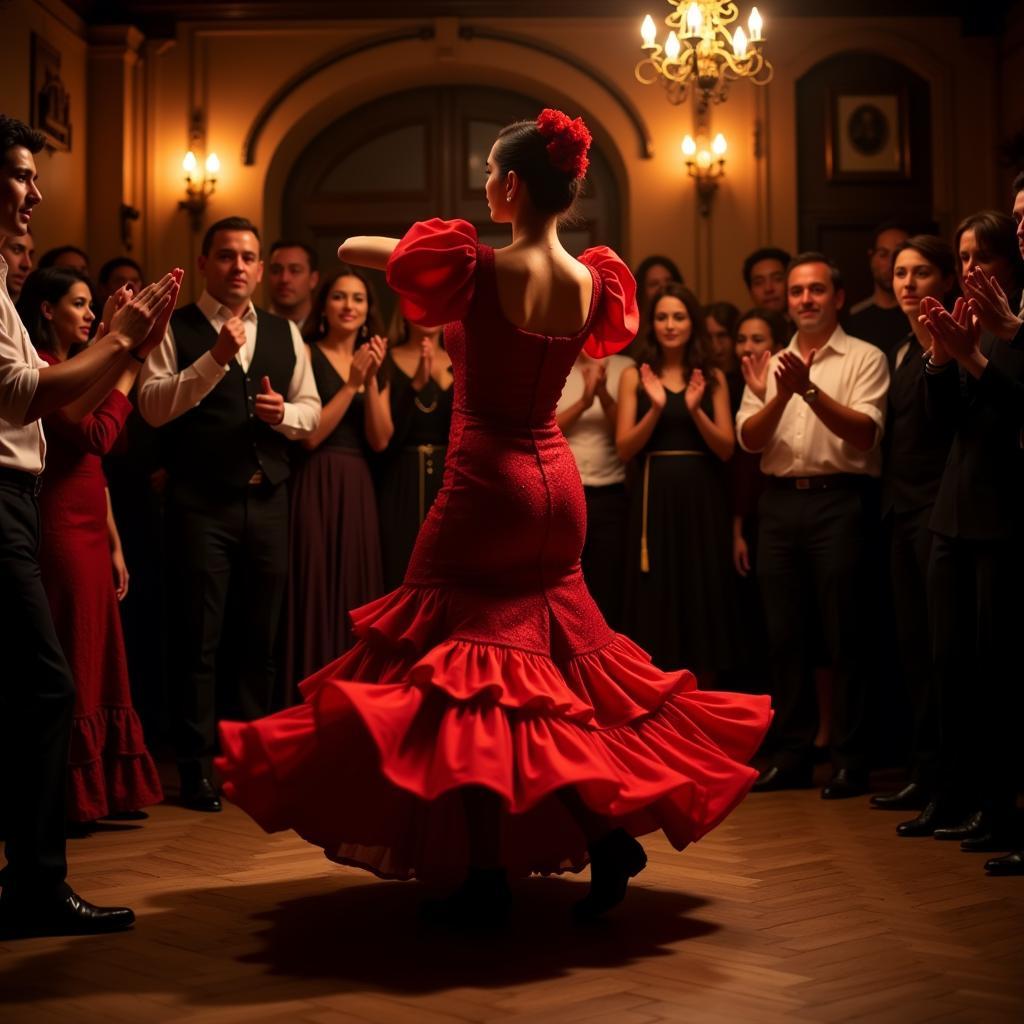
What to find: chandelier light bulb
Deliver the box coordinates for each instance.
[712,132,727,156]
[686,3,703,38]
[205,152,221,176]
[733,26,748,59]
[682,134,697,156]
[696,148,712,171]
[641,14,657,48]
[749,6,763,41]
[665,31,681,61]
[182,150,198,176]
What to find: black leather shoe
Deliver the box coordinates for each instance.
[984,850,1024,876]
[959,816,1021,853]
[752,763,814,792]
[821,769,869,800]
[933,809,986,842]
[181,777,221,813]
[870,782,930,811]
[896,799,967,837]
[573,828,647,922]
[0,888,134,939]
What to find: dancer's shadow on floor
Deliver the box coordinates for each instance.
[0,874,719,1005]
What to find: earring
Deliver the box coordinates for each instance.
[319,314,327,335]
[505,194,512,203]
[359,323,369,340]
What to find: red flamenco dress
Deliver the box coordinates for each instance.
[37,357,163,823]
[217,220,771,880]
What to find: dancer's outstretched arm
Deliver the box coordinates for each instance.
[337,236,399,271]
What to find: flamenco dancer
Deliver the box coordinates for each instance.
[217,110,772,923]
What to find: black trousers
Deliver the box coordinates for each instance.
[166,480,289,777]
[888,506,941,787]
[581,483,628,631]
[929,532,1022,813]
[757,485,870,771]
[0,475,75,897]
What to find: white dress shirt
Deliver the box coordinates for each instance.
[735,325,889,478]
[137,289,320,437]
[0,255,46,473]
[557,354,632,486]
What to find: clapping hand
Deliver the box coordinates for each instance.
[639,363,666,410]
[135,268,183,359]
[362,334,388,383]
[348,337,386,391]
[95,285,131,341]
[254,375,285,425]
[775,348,815,399]
[684,367,706,413]
[961,267,1023,341]
[582,361,606,407]
[212,316,246,366]
[108,272,179,348]
[412,336,434,392]
[919,295,980,365]
[740,348,772,401]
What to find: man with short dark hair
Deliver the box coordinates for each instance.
[0,228,33,300]
[97,256,144,306]
[267,240,319,332]
[38,244,90,276]
[844,222,911,356]
[742,247,791,315]
[138,215,320,812]
[0,114,178,938]
[736,252,889,797]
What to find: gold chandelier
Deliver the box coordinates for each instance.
[635,2,773,112]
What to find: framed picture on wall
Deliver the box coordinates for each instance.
[30,34,72,152]
[827,91,908,181]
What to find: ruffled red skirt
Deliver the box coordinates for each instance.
[217,583,771,881]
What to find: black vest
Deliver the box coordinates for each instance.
[163,303,296,487]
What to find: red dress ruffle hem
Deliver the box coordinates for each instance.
[217,219,771,880]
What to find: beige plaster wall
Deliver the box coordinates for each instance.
[0,0,89,258]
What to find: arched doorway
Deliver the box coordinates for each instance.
[281,85,622,317]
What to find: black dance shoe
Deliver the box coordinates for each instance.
[419,867,511,928]
[573,828,647,922]
[984,850,1024,876]
[896,799,967,837]
[0,888,135,939]
[870,782,930,811]
[752,763,814,793]
[959,815,1021,853]
[821,769,869,800]
[180,777,222,813]
[932,810,987,842]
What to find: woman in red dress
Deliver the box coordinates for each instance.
[217,111,771,921]
[17,267,163,825]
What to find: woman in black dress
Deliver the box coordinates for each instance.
[378,315,454,589]
[617,283,736,679]
[285,266,392,694]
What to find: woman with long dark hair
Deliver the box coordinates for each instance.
[617,283,736,679]
[284,266,392,692]
[218,110,770,922]
[16,267,162,826]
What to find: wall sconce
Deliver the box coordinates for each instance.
[682,132,726,217]
[178,150,220,232]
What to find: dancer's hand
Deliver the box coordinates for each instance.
[254,375,285,425]
[112,546,130,601]
[412,337,434,392]
[962,267,1022,340]
[684,367,706,413]
[639,363,666,411]
[212,316,246,366]
[740,348,771,401]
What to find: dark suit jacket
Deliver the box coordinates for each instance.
[926,325,1024,541]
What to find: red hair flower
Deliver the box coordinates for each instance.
[536,108,591,179]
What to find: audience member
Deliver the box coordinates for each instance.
[704,300,740,382]
[625,255,684,359]
[737,253,889,797]
[17,267,163,826]
[556,340,632,630]
[267,240,319,332]
[954,209,1024,311]
[137,216,320,813]
[906,185,1024,875]
[379,312,452,591]
[96,257,144,307]
[0,113,177,939]
[742,247,791,316]
[844,222,911,356]
[870,236,956,813]
[618,283,735,679]
[38,245,90,276]
[0,228,33,300]
[286,266,388,691]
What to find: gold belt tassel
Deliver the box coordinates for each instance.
[640,450,705,574]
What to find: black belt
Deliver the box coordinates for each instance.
[0,466,42,495]
[769,473,867,492]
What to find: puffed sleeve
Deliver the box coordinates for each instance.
[385,218,478,326]
[578,247,639,358]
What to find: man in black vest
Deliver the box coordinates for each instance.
[138,216,320,811]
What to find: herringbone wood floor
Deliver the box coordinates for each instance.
[1,770,1021,1024]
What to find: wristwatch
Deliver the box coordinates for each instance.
[802,386,819,405]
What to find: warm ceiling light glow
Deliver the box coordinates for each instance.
[682,134,697,156]
[733,26,748,59]
[749,6,763,41]
[641,14,657,47]
[712,132,727,155]
[686,2,703,37]
[205,152,221,175]
[182,150,198,176]
[665,31,681,61]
